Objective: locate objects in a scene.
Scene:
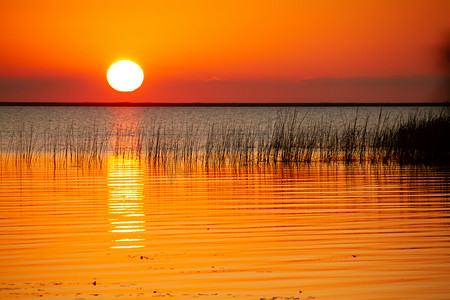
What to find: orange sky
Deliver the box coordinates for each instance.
[1,0,449,103]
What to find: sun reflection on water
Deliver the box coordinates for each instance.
[107,156,146,249]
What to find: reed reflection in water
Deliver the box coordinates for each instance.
[0,158,449,299]
[107,156,146,249]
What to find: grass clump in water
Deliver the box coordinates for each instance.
[391,112,450,165]
[1,108,449,168]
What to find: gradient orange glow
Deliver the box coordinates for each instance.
[1,1,449,102]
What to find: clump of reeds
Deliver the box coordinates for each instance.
[2,124,41,168]
[1,108,449,169]
[203,123,258,166]
[391,112,450,165]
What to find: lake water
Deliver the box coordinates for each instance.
[0,106,449,299]
[0,106,444,138]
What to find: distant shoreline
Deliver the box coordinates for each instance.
[0,102,449,107]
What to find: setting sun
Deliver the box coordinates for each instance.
[107,60,144,92]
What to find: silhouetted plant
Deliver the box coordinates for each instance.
[1,108,448,168]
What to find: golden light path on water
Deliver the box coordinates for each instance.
[0,155,449,299]
[107,156,146,249]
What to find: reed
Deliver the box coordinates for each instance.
[391,112,450,165]
[1,109,448,168]
[10,124,41,168]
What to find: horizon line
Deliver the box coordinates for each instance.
[0,101,449,107]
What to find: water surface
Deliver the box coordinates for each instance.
[0,106,449,299]
[0,105,444,140]
[0,158,449,299]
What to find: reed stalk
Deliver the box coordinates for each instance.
[1,109,448,168]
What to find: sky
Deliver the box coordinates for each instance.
[1,0,449,103]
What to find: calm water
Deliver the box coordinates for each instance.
[0,106,449,299]
[0,105,445,140]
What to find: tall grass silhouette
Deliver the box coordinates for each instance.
[1,109,448,168]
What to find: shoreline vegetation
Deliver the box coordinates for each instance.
[1,109,449,168]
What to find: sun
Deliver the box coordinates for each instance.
[107,60,144,92]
